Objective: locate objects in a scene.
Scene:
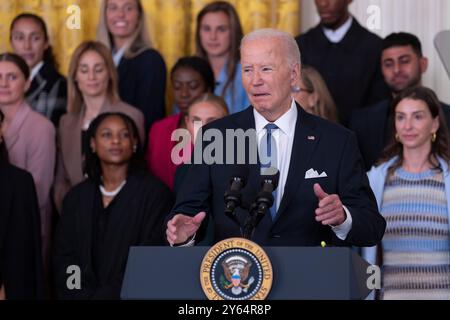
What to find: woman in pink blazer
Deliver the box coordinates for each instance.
[0,52,55,270]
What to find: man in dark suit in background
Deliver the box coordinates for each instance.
[165,28,385,248]
[349,32,450,171]
[295,0,389,126]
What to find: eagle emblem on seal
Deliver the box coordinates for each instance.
[221,255,255,295]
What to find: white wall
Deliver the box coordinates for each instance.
[300,0,450,104]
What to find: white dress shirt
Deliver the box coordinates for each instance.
[253,99,353,240]
[254,99,297,212]
[323,16,353,43]
[29,61,44,82]
[112,44,128,66]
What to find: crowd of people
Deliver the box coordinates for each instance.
[1,0,449,300]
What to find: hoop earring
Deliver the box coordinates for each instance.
[395,133,400,141]
[432,133,437,143]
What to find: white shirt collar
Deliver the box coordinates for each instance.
[253,99,297,138]
[29,61,44,82]
[322,16,353,43]
[113,44,129,66]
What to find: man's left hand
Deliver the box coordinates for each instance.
[314,183,346,226]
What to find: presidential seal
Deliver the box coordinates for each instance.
[200,238,273,300]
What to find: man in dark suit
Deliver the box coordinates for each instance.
[349,32,450,171]
[165,29,385,247]
[295,0,389,126]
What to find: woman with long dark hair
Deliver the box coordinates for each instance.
[196,1,250,114]
[364,86,450,299]
[10,13,67,126]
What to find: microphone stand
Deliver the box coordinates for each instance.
[224,170,278,240]
[242,193,272,239]
[224,177,245,228]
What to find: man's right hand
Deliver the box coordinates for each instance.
[166,212,206,246]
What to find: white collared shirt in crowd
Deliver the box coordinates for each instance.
[29,61,44,82]
[113,44,128,66]
[322,16,353,43]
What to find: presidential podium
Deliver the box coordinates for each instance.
[120,246,373,300]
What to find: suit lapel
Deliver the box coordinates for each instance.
[63,114,84,184]
[230,106,321,226]
[274,106,320,222]
[4,103,30,150]
[26,74,47,103]
[101,99,114,113]
[235,108,279,239]
[232,106,255,130]
[77,181,97,278]
[230,107,262,220]
[380,102,391,147]
[117,58,131,84]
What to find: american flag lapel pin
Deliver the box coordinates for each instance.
[307,135,315,140]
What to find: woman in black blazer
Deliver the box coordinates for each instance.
[53,112,173,299]
[97,0,167,132]
[10,13,67,127]
[0,109,44,300]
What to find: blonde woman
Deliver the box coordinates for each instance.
[293,65,338,122]
[97,0,166,131]
[54,41,144,212]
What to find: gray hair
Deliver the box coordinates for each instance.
[241,28,301,66]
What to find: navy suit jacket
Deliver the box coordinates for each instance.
[117,49,166,132]
[349,99,450,171]
[169,104,385,247]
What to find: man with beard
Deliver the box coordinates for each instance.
[349,32,450,170]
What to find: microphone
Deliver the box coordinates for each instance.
[242,168,280,239]
[253,168,280,226]
[224,165,249,219]
[257,168,280,211]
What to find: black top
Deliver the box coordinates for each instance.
[0,163,45,299]
[53,171,174,299]
[81,130,88,156]
[296,18,390,125]
[26,62,67,127]
[117,49,167,132]
[92,194,114,279]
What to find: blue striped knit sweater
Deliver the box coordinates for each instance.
[380,167,450,300]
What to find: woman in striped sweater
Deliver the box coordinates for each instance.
[364,86,450,299]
